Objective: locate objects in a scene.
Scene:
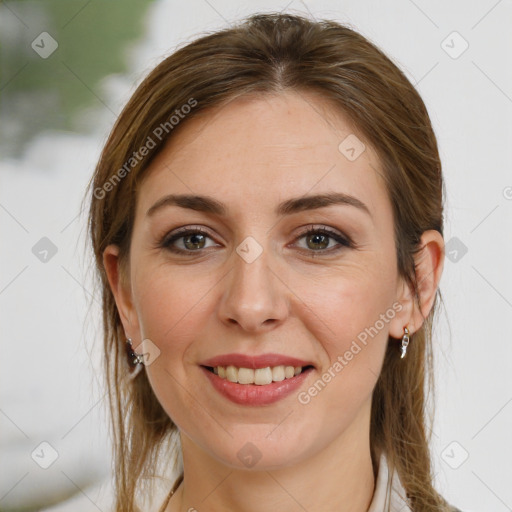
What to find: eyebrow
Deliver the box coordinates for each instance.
[146,192,372,218]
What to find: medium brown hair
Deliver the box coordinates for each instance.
[86,12,454,511]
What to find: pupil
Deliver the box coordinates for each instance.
[309,234,328,250]
[185,234,205,250]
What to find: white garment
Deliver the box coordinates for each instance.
[368,453,412,512]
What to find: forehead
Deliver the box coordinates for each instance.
[136,91,388,221]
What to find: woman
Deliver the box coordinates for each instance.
[87,12,461,512]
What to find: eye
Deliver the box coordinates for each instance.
[158,227,218,254]
[293,226,352,255]
[158,225,353,256]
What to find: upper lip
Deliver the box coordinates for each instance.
[200,353,315,370]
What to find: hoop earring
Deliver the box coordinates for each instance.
[400,327,410,359]
[125,338,144,379]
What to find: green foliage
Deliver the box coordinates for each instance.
[0,0,154,154]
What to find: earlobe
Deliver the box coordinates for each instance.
[389,230,445,337]
[102,244,137,338]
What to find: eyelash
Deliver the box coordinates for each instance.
[157,225,353,257]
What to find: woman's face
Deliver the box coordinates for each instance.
[109,91,413,470]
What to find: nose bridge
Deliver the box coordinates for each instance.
[219,235,287,331]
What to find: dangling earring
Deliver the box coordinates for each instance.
[125,338,144,379]
[400,327,410,359]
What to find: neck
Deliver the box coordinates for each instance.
[170,400,376,512]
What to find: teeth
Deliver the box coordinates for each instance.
[212,365,305,385]
[238,368,254,384]
[254,367,272,385]
[226,365,238,383]
[272,365,285,382]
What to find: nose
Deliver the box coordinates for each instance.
[217,241,289,333]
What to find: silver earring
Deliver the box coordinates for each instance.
[400,327,410,359]
[125,338,144,379]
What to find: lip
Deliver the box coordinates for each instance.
[201,365,315,406]
[200,353,315,370]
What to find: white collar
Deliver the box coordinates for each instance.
[367,453,412,512]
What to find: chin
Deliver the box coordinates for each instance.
[205,433,312,471]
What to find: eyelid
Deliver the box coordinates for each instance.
[157,224,354,255]
[293,224,353,244]
[157,225,218,250]
[290,224,353,254]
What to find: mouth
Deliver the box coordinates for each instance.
[202,364,315,385]
[199,353,316,405]
[200,357,315,406]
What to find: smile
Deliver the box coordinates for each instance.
[205,365,312,385]
[201,366,315,406]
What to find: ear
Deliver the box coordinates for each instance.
[103,244,140,340]
[389,230,445,338]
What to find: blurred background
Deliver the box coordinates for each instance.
[1,1,511,511]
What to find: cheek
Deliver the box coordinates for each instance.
[131,266,217,427]
[131,262,221,364]
[293,263,396,358]
[291,272,393,428]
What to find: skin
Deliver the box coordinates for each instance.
[103,90,444,512]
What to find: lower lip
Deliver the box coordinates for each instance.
[201,366,314,406]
